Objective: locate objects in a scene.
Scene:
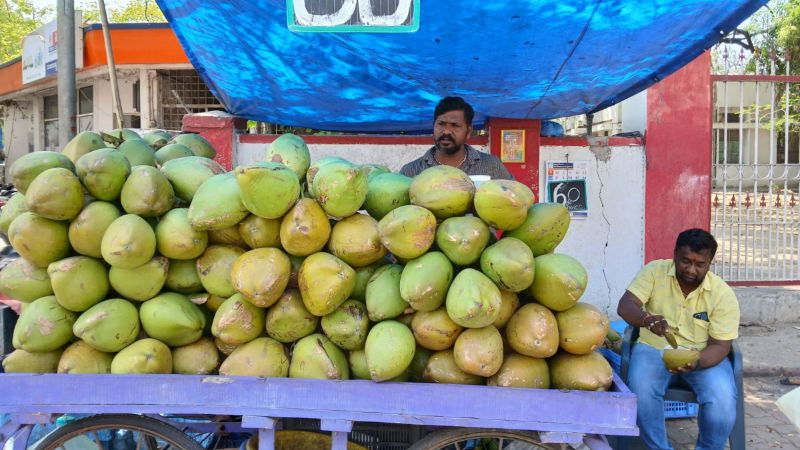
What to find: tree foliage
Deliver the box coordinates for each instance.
[0,0,52,63]
[78,0,166,24]
[716,0,799,74]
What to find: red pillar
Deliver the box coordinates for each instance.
[485,118,541,199]
[645,51,712,261]
[182,112,247,170]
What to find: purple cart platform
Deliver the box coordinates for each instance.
[0,373,638,449]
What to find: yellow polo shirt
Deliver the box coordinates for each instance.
[627,259,739,350]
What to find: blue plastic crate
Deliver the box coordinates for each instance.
[664,400,699,419]
[598,347,621,374]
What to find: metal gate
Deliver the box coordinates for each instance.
[711,50,800,282]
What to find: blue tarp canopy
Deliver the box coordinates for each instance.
[156,0,767,132]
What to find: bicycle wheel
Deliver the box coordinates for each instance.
[407,428,572,450]
[34,413,205,450]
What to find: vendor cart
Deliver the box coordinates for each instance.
[0,371,637,450]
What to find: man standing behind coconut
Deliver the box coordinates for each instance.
[400,97,513,180]
[617,228,739,450]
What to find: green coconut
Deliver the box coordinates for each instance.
[25,167,84,221]
[0,257,53,302]
[73,298,140,352]
[528,253,588,311]
[365,264,408,321]
[265,288,319,343]
[8,151,75,194]
[109,256,170,301]
[139,292,206,347]
[235,162,301,219]
[165,258,204,294]
[61,131,106,164]
[161,156,226,202]
[445,268,502,328]
[239,214,281,249]
[12,296,76,352]
[120,165,175,217]
[409,165,475,219]
[435,216,491,266]
[75,148,132,201]
[211,293,266,345]
[365,320,415,382]
[188,172,249,230]
[327,213,387,267]
[363,172,412,220]
[399,251,453,312]
[196,245,247,297]
[377,205,437,259]
[505,203,570,256]
[155,208,208,260]
[219,337,289,377]
[155,143,195,165]
[48,256,110,312]
[231,247,291,307]
[2,348,63,373]
[0,193,28,235]
[111,338,173,374]
[473,179,536,230]
[321,299,370,350]
[480,237,535,292]
[170,133,217,159]
[8,212,70,268]
[288,333,349,380]
[298,252,356,316]
[68,201,122,258]
[265,133,310,180]
[117,138,157,167]
[172,337,220,375]
[280,198,331,257]
[100,214,156,269]
[57,341,114,374]
[312,160,368,218]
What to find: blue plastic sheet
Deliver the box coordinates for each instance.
[156,0,768,132]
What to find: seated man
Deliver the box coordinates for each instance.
[617,228,739,450]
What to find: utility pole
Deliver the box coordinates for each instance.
[57,0,77,146]
[98,0,125,130]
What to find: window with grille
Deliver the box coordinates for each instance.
[43,95,59,151]
[157,70,224,131]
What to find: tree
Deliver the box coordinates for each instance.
[0,0,52,63]
[716,0,798,74]
[77,0,166,23]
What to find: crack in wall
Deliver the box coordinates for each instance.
[593,153,613,312]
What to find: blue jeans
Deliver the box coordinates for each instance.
[627,343,737,450]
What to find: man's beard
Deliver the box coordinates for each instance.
[435,137,459,155]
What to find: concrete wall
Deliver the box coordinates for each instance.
[0,100,34,175]
[539,144,646,317]
[237,141,488,171]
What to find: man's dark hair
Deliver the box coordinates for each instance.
[434,96,474,125]
[674,228,718,258]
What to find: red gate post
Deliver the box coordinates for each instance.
[182,112,248,171]
[485,118,541,198]
[645,51,712,261]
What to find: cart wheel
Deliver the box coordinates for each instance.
[33,413,204,450]
[407,428,573,450]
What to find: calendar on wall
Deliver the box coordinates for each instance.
[545,161,590,218]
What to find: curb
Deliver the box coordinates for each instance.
[744,365,800,378]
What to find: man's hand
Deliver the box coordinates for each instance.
[668,354,699,374]
[644,314,669,336]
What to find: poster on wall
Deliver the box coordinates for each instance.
[21,12,83,85]
[545,161,589,218]
[500,129,525,163]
